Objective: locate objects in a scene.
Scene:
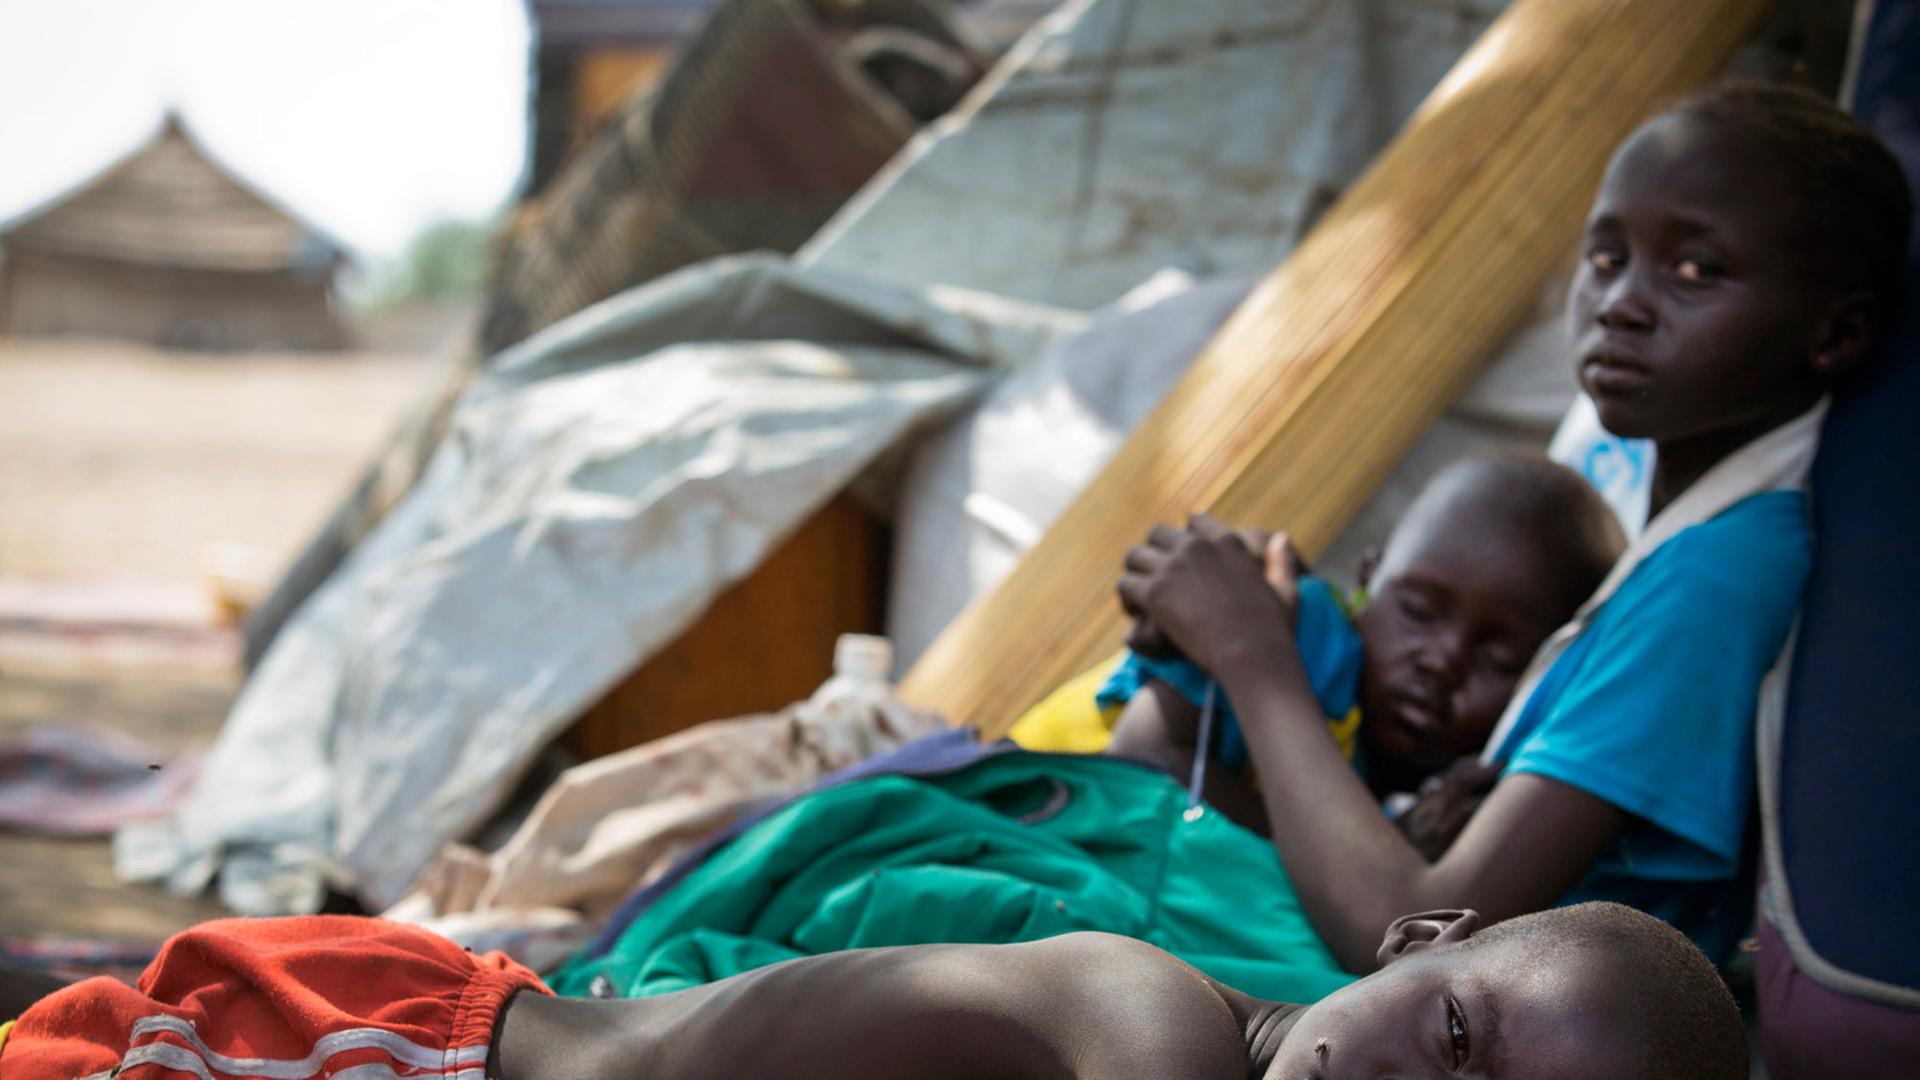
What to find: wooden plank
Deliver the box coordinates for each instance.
[572,47,673,147]
[566,494,886,760]
[898,0,1770,736]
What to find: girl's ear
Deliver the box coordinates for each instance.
[1376,909,1482,968]
[1812,292,1877,379]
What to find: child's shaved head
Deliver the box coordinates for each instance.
[1460,903,1746,1080]
[1662,81,1911,317]
[1266,902,1746,1080]
[1386,454,1626,616]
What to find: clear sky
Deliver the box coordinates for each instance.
[0,0,530,258]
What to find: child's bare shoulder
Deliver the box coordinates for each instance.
[574,934,1260,1080]
[1001,934,1253,1080]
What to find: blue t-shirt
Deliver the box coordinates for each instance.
[1490,490,1813,962]
[1096,575,1364,768]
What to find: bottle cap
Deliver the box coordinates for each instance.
[833,634,893,681]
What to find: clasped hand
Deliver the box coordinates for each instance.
[1115,514,1303,686]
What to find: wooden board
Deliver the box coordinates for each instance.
[566,495,886,760]
[573,48,673,148]
[898,0,1770,737]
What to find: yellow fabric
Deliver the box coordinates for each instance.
[0,1018,14,1057]
[1326,706,1362,761]
[1007,653,1127,752]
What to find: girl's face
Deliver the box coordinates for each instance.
[1569,115,1830,445]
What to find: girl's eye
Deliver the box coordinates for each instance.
[1674,258,1721,283]
[1446,994,1471,1069]
[1586,246,1623,272]
[1396,594,1436,624]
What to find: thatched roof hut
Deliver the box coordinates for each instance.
[0,113,349,351]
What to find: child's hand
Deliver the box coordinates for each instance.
[1260,530,1305,611]
[1116,515,1298,684]
[1124,615,1179,659]
[1395,757,1503,861]
[1123,527,1306,660]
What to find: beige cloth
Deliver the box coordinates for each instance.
[389,690,947,942]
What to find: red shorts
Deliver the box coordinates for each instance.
[1,916,549,1079]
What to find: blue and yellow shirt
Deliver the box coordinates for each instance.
[1010,575,1365,764]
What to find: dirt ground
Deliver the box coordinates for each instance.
[0,338,436,585]
[0,661,234,940]
[0,336,435,948]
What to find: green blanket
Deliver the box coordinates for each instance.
[549,752,1357,1003]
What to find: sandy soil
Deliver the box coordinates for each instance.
[0,661,235,940]
[0,337,436,587]
[0,337,436,943]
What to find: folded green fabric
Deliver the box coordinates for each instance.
[549,752,1356,1004]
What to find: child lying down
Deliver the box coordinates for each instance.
[2,902,1744,1079]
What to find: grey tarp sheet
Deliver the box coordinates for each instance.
[117,255,1079,912]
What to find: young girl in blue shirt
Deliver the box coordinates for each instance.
[1120,81,1914,970]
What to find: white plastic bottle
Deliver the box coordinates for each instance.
[794,634,942,764]
[814,634,895,703]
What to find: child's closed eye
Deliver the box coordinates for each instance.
[1396,594,1438,624]
[1475,645,1528,678]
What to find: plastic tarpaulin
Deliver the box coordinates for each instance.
[830,0,1584,670]
[117,255,1078,914]
[803,0,1518,309]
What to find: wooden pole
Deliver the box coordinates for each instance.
[898,0,1771,735]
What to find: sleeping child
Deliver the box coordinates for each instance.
[1017,454,1626,836]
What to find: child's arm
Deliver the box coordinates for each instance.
[1120,516,1625,972]
[491,934,1269,1080]
[1106,678,1201,767]
[1107,682,1269,833]
[1395,756,1504,861]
